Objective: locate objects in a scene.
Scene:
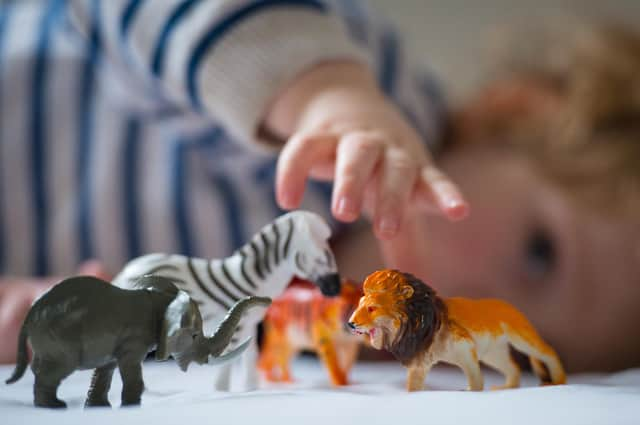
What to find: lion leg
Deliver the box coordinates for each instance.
[406,362,432,392]
[506,331,566,385]
[481,341,521,390]
[451,340,484,391]
[530,357,550,384]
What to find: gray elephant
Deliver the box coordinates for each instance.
[4,275,271,408]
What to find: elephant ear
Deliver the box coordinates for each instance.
[134,274,179,296]
[156,290,192,361]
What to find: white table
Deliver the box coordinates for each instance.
[2,357,639,425]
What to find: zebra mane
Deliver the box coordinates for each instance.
[231,211,330,276]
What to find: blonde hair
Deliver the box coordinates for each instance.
[452,23,640,218]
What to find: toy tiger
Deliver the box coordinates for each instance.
[348,269,566,392]
[258,279,364,386]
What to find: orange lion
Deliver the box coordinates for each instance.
[348,269,566,392]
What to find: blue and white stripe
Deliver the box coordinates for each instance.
[0,0,445,276]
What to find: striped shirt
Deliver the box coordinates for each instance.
[0,0,446,277]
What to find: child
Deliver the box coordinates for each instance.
[2,1,639,375]
[336,23,640,373]
[0,0,464,362]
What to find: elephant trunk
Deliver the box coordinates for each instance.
[206,296,272,358]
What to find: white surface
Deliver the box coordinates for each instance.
[1,357,639,425]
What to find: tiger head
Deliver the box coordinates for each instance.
[347,269,445,362]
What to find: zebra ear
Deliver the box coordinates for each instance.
[297,210,332,241]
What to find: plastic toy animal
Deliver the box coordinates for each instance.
[5,275,270,408]
[258,279,364,386]
[113,210,341,391]
[348,269,566,392]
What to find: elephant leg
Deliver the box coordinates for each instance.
[31,356,73,408]
[85,363,116,407]
[118,360,145,406]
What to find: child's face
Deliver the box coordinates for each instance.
[383,146,640,372]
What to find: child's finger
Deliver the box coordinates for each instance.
[374,148,417,239]
[418,165,469,220]
[276,131,337,210]
[331,132,383,222]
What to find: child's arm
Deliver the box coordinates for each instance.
[68,0,369,147]
[69,0,467,237]
[267,60,467,239]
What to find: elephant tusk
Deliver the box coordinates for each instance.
[207,337,252,365]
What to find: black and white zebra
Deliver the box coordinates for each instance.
[112,210,341,390]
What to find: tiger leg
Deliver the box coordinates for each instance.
[258,325,294,382]
[312,323,347,386]
[337,339,360,377]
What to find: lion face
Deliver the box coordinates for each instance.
[348,270,415,350]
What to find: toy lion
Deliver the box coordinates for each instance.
[348,269,566,392]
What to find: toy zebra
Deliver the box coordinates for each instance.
[113,210,341,391]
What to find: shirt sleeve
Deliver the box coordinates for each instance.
[335,0,448,152]
[69,0,447,152]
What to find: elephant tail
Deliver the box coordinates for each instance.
[5,325,29,384]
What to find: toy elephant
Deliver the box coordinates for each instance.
[5,275,271,408]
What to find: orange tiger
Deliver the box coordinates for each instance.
[258,279,363,386]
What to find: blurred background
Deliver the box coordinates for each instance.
[368,0,640,99]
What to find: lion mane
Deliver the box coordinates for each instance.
[385,272,447,364]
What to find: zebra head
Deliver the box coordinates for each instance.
[287,211,341,297]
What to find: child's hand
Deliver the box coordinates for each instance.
[0,261,110,364]
[270,62,468,239]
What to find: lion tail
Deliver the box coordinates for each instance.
[504,325,566,385]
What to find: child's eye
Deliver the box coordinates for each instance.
[525,228,556,281]
[367,306,377,313]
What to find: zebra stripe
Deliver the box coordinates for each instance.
[239,251,257,289]
[295,252,305,273]
[145,263,179,275]
[272,221,281,265]
[249,240,264,280]
[221,259,253,298]
[259,229,272,274]
[282,217,294,258]
[206,260,239,306]
[187,258,229,309]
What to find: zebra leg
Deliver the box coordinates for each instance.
[239,337,259,391]
[214,363,232,391]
